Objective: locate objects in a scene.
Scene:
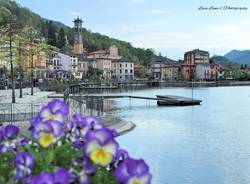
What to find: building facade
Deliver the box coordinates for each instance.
[52,52,71,72]
[112,58,134,80]
[96,58,112,79]
[195,64,211,80]
[182,49,210,80]
[87,45,122,60]
[161,64,180,81]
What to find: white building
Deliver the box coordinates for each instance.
[195,63,211,80]
[70,55,79,78]
[112,58,134,80]
[52,52,71,72]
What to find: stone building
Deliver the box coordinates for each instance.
[73,18,84,54]
[112,58,134,80]
[182,49,210,80]
[161,64,180,81]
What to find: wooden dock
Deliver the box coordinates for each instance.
[156,95,202,106]
[48,94,202,106]
[80,85,119,89]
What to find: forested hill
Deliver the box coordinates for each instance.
[0,0,174,65]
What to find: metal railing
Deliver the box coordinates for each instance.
[0,103,43,123]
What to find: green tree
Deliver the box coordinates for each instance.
[57,28,66,49]
[0,6,22,103]
[47,20,57,46]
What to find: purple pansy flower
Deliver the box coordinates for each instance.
[4,124,20,139]
[29,168,70,184]
[37,99,69,124]
[54,168,70,184]
[114,157,152,184]
[0,125,20,153]
[65,121,81,142]
[20,136,31,147]
[14,151,35,182]
[112,149,129,168]
[69,157,95,184]
[84,128,119,166]
[0,129,3,142]
[31,120,63,148]
[72,114,104,137]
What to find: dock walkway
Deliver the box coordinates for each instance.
[48,94,202,106]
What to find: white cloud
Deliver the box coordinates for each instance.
[209,25,241,35]
[68,11,81,17]
[91,19,250,59]
[146,9,166,14]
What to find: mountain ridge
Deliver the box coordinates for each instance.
[0,0,174,65]
[224,50,250,65]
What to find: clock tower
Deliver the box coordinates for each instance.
[73,18,84,54]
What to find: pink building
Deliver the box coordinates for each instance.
[96,58,112,79]
[87,50,107,58]
[181,64,196,80]
[78,61,89,76]
[210,64,220,80]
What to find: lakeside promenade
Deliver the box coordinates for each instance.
[0,87,135,135]
[0,88,55,104]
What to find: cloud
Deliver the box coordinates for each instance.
[146,9,166,14]
[68,11,81,17]
[92,19,250,59]
[209,25,240,35]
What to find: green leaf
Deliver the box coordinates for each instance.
[6,177,15,184]
[0,153,14,182]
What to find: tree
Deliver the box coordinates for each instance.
[15,34,25,98]
[22,26,41,95]
[47,21,57,46]
[57,28,66,49]
[0,6,22,103]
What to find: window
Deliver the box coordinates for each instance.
[120,69,122,73]
[130,69,133,73]
[114,64,116,67]
[120,63,122,67]
[125,64,127,67]
[125,69,128,73]
[131,64,132,67]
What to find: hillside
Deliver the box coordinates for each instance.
[210,55,240,68]
[0,0,173,65]
[224,50,250,65]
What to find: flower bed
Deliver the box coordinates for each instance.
[0,99,152,184]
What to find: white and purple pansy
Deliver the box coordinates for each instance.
[84,128,119,166]
[65,121,81,142]
[14,151,35,182]
[0,125,20,153]
[72,114,105,138]
[38,99,69,123]
[31,120,64,148]
[114,157,152,184]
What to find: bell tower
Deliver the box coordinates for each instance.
[73,18,84,54]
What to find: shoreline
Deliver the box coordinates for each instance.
[0,115,136,136]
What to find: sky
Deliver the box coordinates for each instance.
[15,0,250,60]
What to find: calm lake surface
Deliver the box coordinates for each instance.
[106,86,250,184]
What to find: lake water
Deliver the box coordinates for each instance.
[107,86,250,184]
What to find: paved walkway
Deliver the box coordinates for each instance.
[0,88,56,104]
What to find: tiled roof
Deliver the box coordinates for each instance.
[185,49,209,54]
